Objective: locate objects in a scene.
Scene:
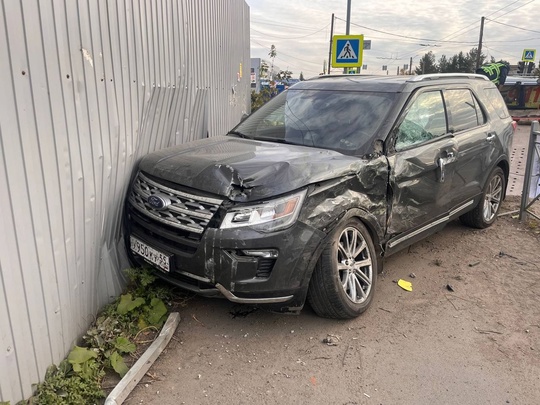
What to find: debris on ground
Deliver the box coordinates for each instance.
[446,284,455,292]
[468,261,480,267]
[397,279,413,292]
[409,272,416,278]
[322,334,341,346]
[229,305,259,318]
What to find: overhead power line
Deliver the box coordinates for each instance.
[485,0,536,22]
[334,16,477,44]
[485,18,540,35]
[250,39,322,67]
[251,18,323,32]
[251,24,330,40]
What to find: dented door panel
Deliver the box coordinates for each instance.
[387,137,458,239]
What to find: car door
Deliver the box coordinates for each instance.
[385,89,458,254]
[443,88,492,207]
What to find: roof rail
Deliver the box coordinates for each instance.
[407,73,489,82]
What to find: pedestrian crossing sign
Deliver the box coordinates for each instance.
[522,49,536,62]
[332,35,364,68]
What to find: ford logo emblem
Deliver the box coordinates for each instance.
[147,194,171,210]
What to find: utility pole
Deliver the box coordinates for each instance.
[476,16,485,70]
[328,13,334,75]
[346,0,351,35]
[343,0,352,74]
[409,56,413,75]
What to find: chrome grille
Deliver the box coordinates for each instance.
[128,172,223,234]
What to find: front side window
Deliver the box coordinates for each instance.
[231,89,395,156]
[445,89,485,132]
[395,90,447,150]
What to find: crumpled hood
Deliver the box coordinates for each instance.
[138,136,367,201]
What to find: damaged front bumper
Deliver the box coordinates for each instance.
[125,208,326,312]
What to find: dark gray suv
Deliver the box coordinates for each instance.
[124,74,514,319]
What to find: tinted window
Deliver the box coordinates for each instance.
[445,89,483,132]
[232,89,395,156]
[395,91,447,150]
[483,87,511,119]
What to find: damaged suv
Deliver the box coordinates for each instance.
[124,74,514,319]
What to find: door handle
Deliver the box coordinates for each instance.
[438,157,446,182]
[486,133,496,142]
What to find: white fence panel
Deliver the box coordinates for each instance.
[0,0,250,402]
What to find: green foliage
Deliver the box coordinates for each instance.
[251,87,277,112]
[415,51,438,75]
[30,361,104,405]
[117,293,145,315]
[268,44,276,60]
[418,47,490,75]
[26,267,172,404]
[109,352,129,378]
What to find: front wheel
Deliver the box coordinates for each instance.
[308,218,377,319]
[460,167,505,229]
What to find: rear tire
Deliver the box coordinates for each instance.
[460,167,505,229]
[308,218,377,319]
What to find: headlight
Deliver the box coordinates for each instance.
[221,190,306,232]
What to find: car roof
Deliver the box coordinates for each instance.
[293,73,491,93]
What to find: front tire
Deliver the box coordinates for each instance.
[460,166,505,229]
[308,218,377,319]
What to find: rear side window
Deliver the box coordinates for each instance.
[445,89,485,132]
[483,87,511,119]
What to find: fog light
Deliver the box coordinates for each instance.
[241,249,279,258]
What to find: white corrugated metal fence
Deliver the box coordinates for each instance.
[0,0,250,402]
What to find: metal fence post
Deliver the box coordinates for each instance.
[519,121,540,220]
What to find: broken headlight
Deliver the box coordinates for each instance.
[221,190,306,232]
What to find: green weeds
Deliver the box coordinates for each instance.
[24,268,172,405]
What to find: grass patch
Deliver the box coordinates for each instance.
[19,268,173,405]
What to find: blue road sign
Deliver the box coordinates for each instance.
[522,49,536,62]
[332,35,364,67]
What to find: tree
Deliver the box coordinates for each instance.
[259,60,269,79]
[299,72,305,81]
[415,51,438,75]
[251,87,275,112]
[268,45,277,81]
[276,70,293,84]
[452,51,470,73]
[467,47,487,70]
[438,55,450,73]
[438,47,488,73]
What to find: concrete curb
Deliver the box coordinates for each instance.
[105,312,181,405]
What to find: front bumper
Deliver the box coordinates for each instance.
[125,205,326,312]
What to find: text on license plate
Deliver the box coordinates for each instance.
[130,236,171,273]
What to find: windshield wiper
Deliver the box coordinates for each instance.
[228,130,252,139]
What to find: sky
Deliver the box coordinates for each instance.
[247,0,539,78]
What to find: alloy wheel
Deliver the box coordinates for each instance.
[337,226,373,304]
[483,174,503,222]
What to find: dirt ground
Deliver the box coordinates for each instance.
[123,195,540,405]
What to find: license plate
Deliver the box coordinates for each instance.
[130,236,171,273]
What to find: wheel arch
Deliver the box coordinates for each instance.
[496,158,510,197]
[328,208,385,274]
